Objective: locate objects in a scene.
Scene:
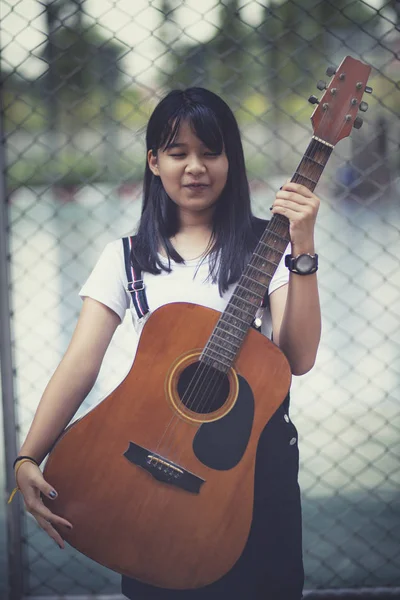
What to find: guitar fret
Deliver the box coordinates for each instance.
[246,265,271,283]
[253,252,279,267]
[246,264,274,278]
[253,262,280,275]
[231,294,260,309]
[201,357,229,374]
[211,330,240,348]
[236,282,264,299]
[294,171,318,185]
[303,154,326,167]
[262,235,289,249]
[259,233,288,245]
[226,304,254,320]
[240,275,269,297]
[219,317,246,335]
[273,213,289,228]
[202,346,232,367]
[206,340,236,357]
[215,323,242,341]
[222,312,249,330]
[200,100,341,371]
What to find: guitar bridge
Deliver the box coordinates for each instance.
[146,455,183,479]
[124,442,205,494]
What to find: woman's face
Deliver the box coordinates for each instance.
[148,120,229,219]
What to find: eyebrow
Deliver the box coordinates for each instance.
[165,140,216,151]
[165,142,186,150]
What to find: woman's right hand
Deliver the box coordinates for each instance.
[16,461,73,549]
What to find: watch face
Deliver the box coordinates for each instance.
[296,254,315,273]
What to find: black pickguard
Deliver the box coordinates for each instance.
[192,375,254,470]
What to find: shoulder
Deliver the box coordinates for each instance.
[79,238,132,321]
[99,239,125,264]
[87,238,130,278]
[104,236,137,257]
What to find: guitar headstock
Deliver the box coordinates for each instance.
[309,56,372,146]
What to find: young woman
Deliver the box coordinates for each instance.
[13,88,321,599]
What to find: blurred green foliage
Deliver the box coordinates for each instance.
[7,151,144,188]
[3,0,399,187]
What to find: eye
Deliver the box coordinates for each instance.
[169,153,185,158]
[205,152,220,157]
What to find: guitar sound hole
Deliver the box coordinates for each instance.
[177,362,230,414]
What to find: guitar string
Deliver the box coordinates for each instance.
[151,202,296,457]
[152,212,287,464]
[183,87,356,422]
[187,243,281,416]
[158,209,290,463]
[186,82,360,421]
[150,273,260,461]
[153,224,302,463]
[151,134,328,464]
[152,207,288,457]
[163,134,326,422]
[151,105,341,463]
[170,129,331,421]
[155,258,270,451]
[175,122,337,420]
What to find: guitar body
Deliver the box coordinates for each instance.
[43,302,291,589]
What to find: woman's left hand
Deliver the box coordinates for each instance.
[271,182,320,251]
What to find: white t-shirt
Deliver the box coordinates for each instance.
[79,239,289,356]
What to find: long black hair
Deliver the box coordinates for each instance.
[133,87,261,295]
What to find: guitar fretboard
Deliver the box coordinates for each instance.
[201,137,332,372]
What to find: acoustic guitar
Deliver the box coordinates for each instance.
[43,56,371,589]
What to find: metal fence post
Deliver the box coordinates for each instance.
[0,74,25,600]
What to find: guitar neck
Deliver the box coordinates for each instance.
[201,137,333,372]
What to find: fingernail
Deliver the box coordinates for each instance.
[49,490,57,499]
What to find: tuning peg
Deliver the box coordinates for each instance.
[359,101,369,112]
[353,116,363,129]
[365,85,373,94]
[316,80,327,91]
[326,66,337,77]
[308,95,319,105]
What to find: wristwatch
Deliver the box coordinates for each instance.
[285,253,318,275]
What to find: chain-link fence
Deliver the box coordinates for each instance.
[1,0,399,598]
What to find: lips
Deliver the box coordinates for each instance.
[184,183,209,187]
[183,183,210,192]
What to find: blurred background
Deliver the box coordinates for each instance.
[0,0,399,598]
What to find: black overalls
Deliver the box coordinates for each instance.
[121,220,304,599]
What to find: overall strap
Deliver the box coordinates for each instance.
[122,236,150,319]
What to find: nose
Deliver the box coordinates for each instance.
[185,154,206,175]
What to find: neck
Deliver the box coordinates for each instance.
[168,210,215,261]
[177,207,214,234]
